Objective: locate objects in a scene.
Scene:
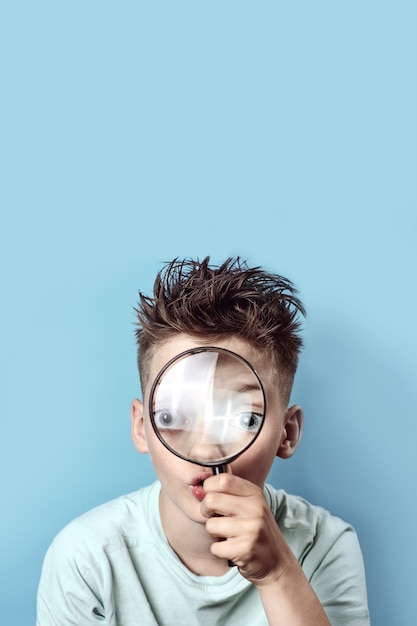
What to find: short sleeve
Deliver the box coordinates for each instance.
[309,527,370,626]
[36,525,114,626]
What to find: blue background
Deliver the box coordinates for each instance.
[1,2,416,625]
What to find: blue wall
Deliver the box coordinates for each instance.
[1,3,416,625]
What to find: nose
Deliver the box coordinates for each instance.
[187,432,225,464]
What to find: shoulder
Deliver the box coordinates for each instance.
[263,485,359,563]
[264,484,349,531]
[44,482,160,568]
[37,483,162,623]
[264,485,369,622]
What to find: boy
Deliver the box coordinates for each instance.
[37,257,370,625]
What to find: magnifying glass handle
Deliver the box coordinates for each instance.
[211,464,236,567]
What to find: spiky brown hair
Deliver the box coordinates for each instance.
[134,257,306,401]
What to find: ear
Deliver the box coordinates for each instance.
[130,398,149,454]
[277,405,304,459]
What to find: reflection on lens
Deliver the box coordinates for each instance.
[149,347,266,466]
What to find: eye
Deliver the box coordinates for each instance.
[233,411,263,432]
[153,408,188,430]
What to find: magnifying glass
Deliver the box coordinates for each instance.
[148,346,266,474]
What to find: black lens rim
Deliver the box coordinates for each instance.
[148,346,267,468]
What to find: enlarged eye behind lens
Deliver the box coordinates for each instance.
[236,412,262,432]
[154,409,188,430]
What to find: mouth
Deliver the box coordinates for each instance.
[191,471,213,487]
[190,471,212,501]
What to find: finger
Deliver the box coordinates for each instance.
[200,492,249,518]
[203,472,257,497]
[201,485,266,519]
[209,534,261,571]
[205,514,251,539]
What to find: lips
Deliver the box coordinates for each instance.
[190,471,212,501]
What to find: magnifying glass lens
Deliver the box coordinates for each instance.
[149,347,266,467]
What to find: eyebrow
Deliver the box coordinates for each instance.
[235,383,263,393]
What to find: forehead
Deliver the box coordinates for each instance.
[155,349,264,396]
[147,334,276,391]
[143,334,288,419]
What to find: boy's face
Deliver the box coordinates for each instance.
[131,334,303,526]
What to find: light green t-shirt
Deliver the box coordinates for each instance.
[36,482,370,625]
